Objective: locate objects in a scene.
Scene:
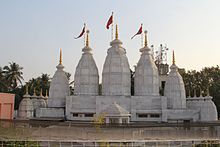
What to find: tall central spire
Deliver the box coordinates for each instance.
[115,24,118,39]
[59,48,62,65]
[102,23,130,96]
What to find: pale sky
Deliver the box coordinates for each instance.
[0,0,220,82]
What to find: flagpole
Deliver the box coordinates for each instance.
[84,23,86,46]
[111,12,114,41]
[141,24,143,47]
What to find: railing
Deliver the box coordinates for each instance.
[0,139,220,147]
[0,120,220,146]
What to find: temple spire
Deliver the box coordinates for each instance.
[59,48,62,65]
[86,30,89,47]
[144,30,148,47]
[115,24,118,39]
[172,50,175,65]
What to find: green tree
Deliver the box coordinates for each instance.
[25,74,51,96]
[0,67,8,92]
[3,62,24,90]
[0,62,24,110]
[180,66,220,118]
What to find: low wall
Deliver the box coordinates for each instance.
[0,120,220,141]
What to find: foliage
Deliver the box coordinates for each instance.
[1,141,39,147]
[180,66,220,117]
[0,67,8,92]
[25,74,50,96]
[92,113,106,131]
[0,62,24,109]
[9,73,50,110]
[195,140,220,147]
[0,62,76,110]
[0,62,24,92]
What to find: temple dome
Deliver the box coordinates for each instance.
[134,31,159,96]
[38,89,47,108]
[187,96,218,121]
[74,30,99,95]
[18,88,34,119]
[164,51,186,109]
[102,25,131,96]
[31,89,46,110]
[48,49,70,108]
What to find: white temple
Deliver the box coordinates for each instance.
[18,26,218,123]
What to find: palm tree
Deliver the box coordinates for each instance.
[25,74,50,96]
[28,78,39,95]
[0,67,8,92]
[40,74,50,86]
[40,73,50,95]
[3,62,24,90]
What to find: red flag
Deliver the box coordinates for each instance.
[75,25,85,39]
[106,14,113,29]
[131,24,143,39]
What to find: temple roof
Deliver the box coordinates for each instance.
[101,102,130,117]
[164,51,186,109]
[134,30,159,96]
[102,25,131,96]
[74,29,99,95]
[48,49,70,107]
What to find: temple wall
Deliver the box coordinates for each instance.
[36,107,65,118]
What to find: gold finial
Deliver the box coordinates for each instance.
[86,30,89,47]
[34,88,36,96]
[172,50,175,65]
[144,30,148,47]
[59,48,62,65]
[25,84,29,95]
[115,24,118,39]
